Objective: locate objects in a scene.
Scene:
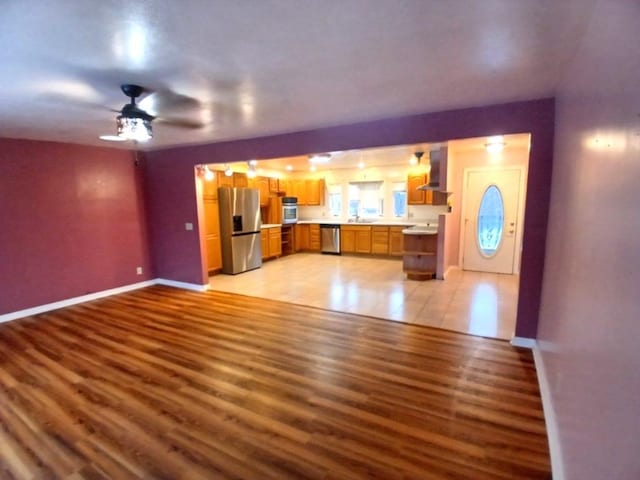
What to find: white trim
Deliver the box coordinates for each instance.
[155,278,210,292]
[0,278,210,323]
[0,280,156,323]
[510,336,536,349]
[533,345,565,480]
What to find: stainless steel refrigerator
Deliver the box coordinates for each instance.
[218,187,262,274]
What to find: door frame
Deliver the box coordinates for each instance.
[459,165,528,274]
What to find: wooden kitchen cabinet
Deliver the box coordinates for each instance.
[407,173,435,205]
[371,227,390,255]
[233,172,248,188]
[292,179,306,204]
[254,176,270,207]
[305,179,325,206]
[202,193,222,273]
[269,227,282,258]
[389,227,405,256]
[217,172,234,188]
[341,225,371,254]
[260,229,269,260]
[295,224,310,251]
[269,177,279,193]
[261,226,282,259]
[201,170,218,200]
[309,224,321,251]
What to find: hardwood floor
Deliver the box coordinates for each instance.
[0,286,550,479]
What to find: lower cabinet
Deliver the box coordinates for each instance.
[371,227,390,255]
[389,227,405,256]
[295,224,320,251]
[309,224,321,251]
[341,226,371,254]
[261,226,282,260]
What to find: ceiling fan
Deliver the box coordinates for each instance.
[100,83,205,142]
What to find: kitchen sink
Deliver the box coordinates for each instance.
[347,218,377,224]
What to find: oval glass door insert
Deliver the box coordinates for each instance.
[477,185,504,257]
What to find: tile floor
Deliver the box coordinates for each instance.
[209,253,519,340]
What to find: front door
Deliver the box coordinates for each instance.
[462,168,522,274]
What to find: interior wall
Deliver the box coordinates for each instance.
[537,1,640,478]
[144,98,554,338]
[447,141,530,272]
[0,139,152,314]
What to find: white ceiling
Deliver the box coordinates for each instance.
[0,0,594,150]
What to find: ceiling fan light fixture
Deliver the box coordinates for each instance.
[224,164,233,176]
[117,115,152,141]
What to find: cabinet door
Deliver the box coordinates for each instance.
[292,179,306,205]
[407,173,426,204]
[204,199,222,271]
[305,179,325,206]
[295,224,310,251]
[218,173,234,188]
[371,227,390,255]
[340,228,356,253]
[257,176,270,207]
[269,228,282,257]
[355,227,372,254]
[261,229,269,259]
[389,227,405,256]
[233,172,248,188]
[309,224,321,251]
[201,172,218,200]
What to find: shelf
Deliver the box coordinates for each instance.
[402,251,436,256]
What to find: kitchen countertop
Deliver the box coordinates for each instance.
[261,223,282,229]
[297,219,422,227]
[402,226,438,235]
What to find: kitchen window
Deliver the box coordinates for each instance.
[328,185,342,217]
[348,181,383,218]
[392,182,407,217]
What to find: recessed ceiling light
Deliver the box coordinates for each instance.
[309,154,331,164]
[285,165,293,171]
[248,159,258,166]
[310,165,317,172]
[409,156,418,166]
[99,134,127,142]
[358,161,365,169]
[485,135,506,153]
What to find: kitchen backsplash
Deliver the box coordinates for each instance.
[298,204,447,222]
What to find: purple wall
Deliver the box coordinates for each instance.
[537,1,640,478]
[145,98,555,337]
[0,139,152,314]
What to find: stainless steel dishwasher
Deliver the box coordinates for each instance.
[320,224,341,254]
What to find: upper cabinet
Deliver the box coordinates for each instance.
[305,179,325,206]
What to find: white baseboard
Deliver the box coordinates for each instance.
[154,278,210,292]
[0,278,209,323]
[533,344,565,480]
[0,280,156,324]
[510,336,536,348]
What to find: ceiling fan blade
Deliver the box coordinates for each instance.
[155,117,206,129]
[140,89,201,115]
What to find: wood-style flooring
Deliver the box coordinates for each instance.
[0,286,550,479]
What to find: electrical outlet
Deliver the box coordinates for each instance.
[136,267,143,275]
[185,222,193,231]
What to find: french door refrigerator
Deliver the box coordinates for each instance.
[218,187,262,274]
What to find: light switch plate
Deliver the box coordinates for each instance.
[185,222,193,231]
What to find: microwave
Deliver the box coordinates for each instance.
[282,196,298,224]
